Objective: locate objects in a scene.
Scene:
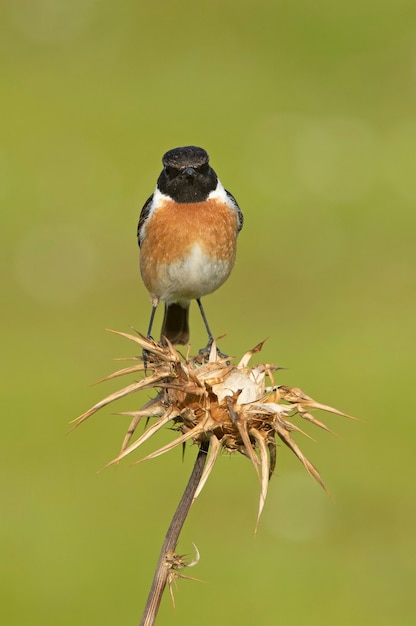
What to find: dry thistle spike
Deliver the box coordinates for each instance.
[166,544,203,607]
[76,329,354,525]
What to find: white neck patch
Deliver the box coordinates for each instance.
[208,179,239,212]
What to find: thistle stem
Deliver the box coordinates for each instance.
[139,439,209,626]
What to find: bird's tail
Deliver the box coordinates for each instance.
[161,303,190,345]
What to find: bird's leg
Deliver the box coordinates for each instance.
[196,298,213,346]
[196,298,228,359]
[143,302,158,368]
[146,303,157,340]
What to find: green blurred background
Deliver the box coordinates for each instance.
[2,1,415,624]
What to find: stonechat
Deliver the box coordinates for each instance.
[137,145,243,352]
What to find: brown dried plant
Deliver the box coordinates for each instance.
[73,330,354,626]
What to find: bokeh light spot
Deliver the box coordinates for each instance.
[6,0,97,43]
[247,114,378,204]
[294,116,378,202]
[247,113,310,203]
[382,119,416,202]
[14,223,97,306]
[263,472,335,542]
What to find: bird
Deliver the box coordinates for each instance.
[137,145,243,354]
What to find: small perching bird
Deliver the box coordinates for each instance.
[137,146,243,352]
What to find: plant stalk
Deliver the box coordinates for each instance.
[139,439,209,626]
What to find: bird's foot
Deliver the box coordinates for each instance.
[142,335,156,371]
[197,338,229,364]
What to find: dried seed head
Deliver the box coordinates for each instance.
[73,330,355,526]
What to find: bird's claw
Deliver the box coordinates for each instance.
[142,338,155,371]
[197,339,229,364]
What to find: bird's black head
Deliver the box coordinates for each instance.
[157,146,218,202]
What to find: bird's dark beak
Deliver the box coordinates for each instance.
[183,167,196,178]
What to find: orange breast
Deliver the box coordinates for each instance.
[143,198,238,262]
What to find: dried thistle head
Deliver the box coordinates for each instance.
[73,330,354,526]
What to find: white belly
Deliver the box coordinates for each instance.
[158,244,234,303]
